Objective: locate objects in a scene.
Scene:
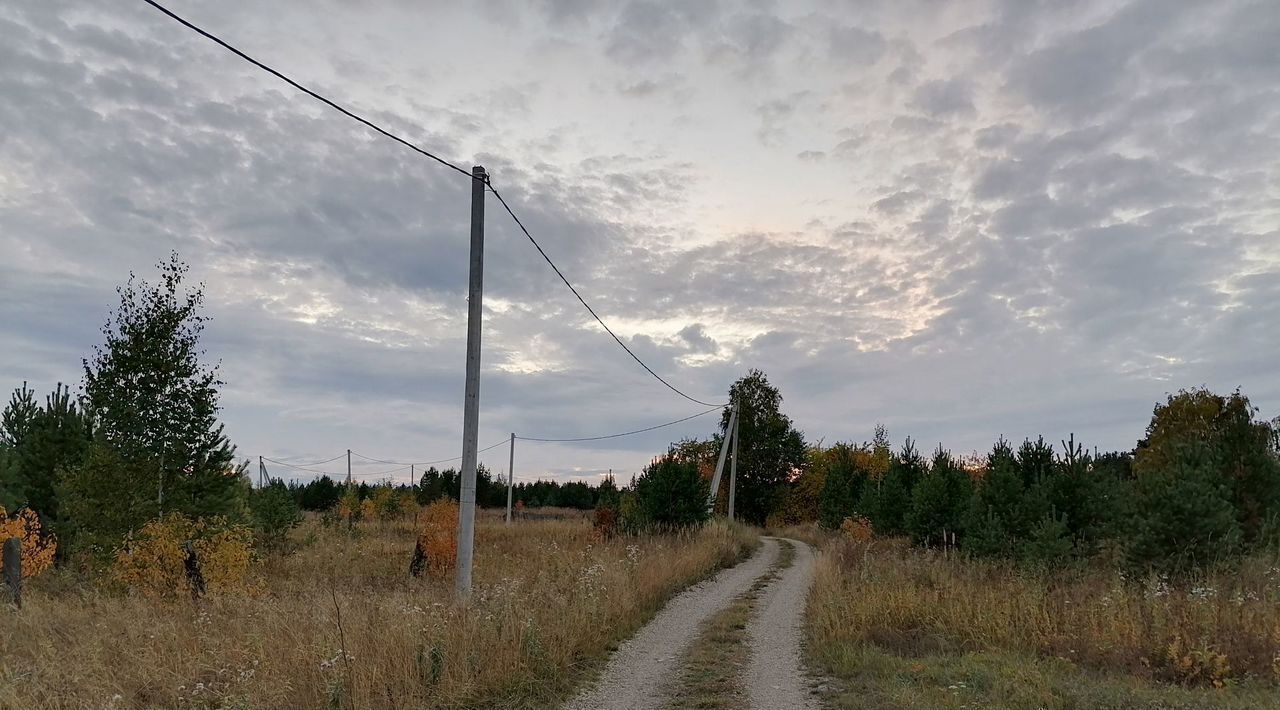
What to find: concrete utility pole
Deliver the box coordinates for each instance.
[728,401,739,521]
[346,449,352,486]
[455,165,487,598]
[708,403,738,509]
[258,455,266,487]
[505,433,515,524]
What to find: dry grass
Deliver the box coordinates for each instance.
[807,535,1280,708]
[0,515,756,710]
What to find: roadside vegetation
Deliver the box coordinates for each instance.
[807,533,1280,708]
[2,514,755,709]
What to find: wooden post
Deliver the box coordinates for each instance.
[3,537,21,609]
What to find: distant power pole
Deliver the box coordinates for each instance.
[505,433,515,524]
[258,455,266,487]
[455,165,487,599]
[728,401,739,521]
[346,449,352,487]
[708,403,738,510]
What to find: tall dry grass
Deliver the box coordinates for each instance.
[808,536,1280,689]
[0,515,755,709]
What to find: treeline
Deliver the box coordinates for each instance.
[644,369,1280,574]
[287,469,608,512]
[798,388,1280,573]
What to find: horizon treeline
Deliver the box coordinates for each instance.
[286,466,611,512]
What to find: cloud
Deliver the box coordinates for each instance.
[1,0,1277,486]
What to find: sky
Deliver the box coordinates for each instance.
[1,0,1277,486]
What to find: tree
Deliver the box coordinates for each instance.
[632,452,711,529]
[817,443,869,529]
[907,447,973,546]
[10,384,91,525]
[1129,443,1241,574]
[962,438,1025,557]
[61,443,159,557]
[860,439,925,536]
[82,253,246,522]
[251,480,302,549]
[1136,388,1280,545]
[722,370,806,525]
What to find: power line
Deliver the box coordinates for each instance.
[489,185,724,408]
[140,0,473,180]
[517,404,726,443]
[349,437,509,467]
[141,0,723,408]
[261,453,345,469]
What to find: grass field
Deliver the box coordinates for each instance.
[802,527,1280,709]
[0,513,756,710]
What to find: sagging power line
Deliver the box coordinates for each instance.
[140,0,720,409]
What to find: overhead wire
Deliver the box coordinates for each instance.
[517,404,726,443]
[140,0,474,180]
[140,0,724,409]
[349,438,509,467]
[488,185,724,407]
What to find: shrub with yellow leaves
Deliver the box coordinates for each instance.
[112,513,258,598]
[0,506,57,579]
[410,499,458,578]
[840,515,874,543]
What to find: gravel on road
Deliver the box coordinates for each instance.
[745,538,819,710]
[563,538,781,710]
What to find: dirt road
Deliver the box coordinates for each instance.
[563,538,781,710]
[563,536,818,710]
[745,538,818,710]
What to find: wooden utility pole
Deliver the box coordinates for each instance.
[455,165,487,598]
[728,401,739,521]
[505,433,515,524]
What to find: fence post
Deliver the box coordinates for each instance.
[3,537,20,609]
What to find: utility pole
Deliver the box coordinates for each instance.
[505,433,515,524]
[707,403,738,510]
[455,165,487,599]
[258,455,266,487]
[346,449,352,487]
[728,401,739,521]
[411,464,415,488]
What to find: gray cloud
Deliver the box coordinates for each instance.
[1,0,1277,484]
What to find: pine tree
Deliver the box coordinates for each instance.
[1129,442,1241,574]
[633,452,711,529]
[861,439,925,536]
[818,443,866,529]
[962,438,1024,557]
[251,480,302,549]
[81,253,246,523]
[907,447,972,546]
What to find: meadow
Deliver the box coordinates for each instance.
[0,512,756,710]
[801,527,1280,709]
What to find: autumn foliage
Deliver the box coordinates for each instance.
[112,513,257,598]
[411,500,458,578]
[0,506,56,579]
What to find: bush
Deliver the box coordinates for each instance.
[0,505,57,579]
[410,499,457,579]
[112,513,258,598]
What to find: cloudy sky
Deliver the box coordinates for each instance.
[2,0,1277,486]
